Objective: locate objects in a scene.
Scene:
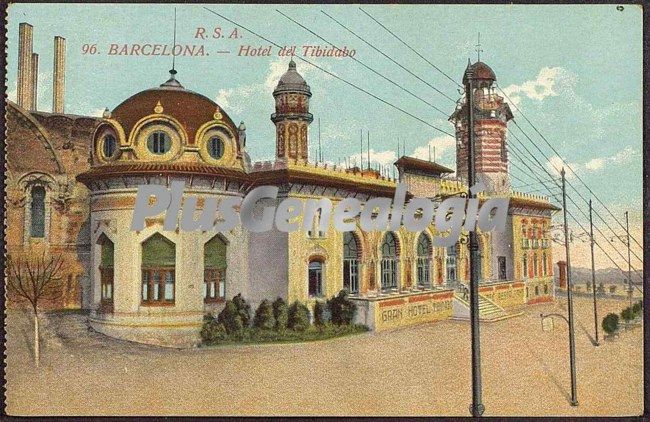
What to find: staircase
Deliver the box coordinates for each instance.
[452,290,517,322]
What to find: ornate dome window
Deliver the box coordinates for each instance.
[103,134,117,158]
[147,131,172,155]
[208,136,225,159]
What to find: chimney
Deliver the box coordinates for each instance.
[17,23,34,110]
[53,36,66,114]
[31,53,38,111]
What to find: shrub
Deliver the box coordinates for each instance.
[288,301,311,332]
[314,301,326,326]
[327,290,357,325]
[597,282,605,294]
[621,307,634,323]
[609,285,617,294]
[272,297,289,331]
[200,318,228,344]
[253,299,276,330]
[217,300,244,335]
[602,313,619,335]
[232,293,252,327]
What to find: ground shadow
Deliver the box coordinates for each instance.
[523,340,572,405]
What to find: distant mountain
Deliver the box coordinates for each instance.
[554,266,643,285]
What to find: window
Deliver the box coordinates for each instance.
[308,259,323,297]
[416,233,432,288]
[522,254,528,279]
[99,235,115,304]
[498,256,507,281]
[103,134,117,158]
[204,235,227,302]
[446,244,457,283]
[30,186,46,238]
[343,232,359,294]
[208,136,225,159]
[147,131,171,154]
[534,285,540,296]
[380,232,399,291]
[533,252,538,277]
[542,252,547,276]
[141,233,175,305]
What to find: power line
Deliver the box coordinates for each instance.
[508,131,643,280]
[497,83,643,251]
[359,7,462,89]
[321,10,457,103]
[510,120,643,265]
[203,7,454,137]
[276,9,450,117]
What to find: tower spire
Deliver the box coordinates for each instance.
[171,7,177,73]
[475,32,483,62]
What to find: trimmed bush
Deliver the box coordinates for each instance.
[314,301,326,326]
[272,297,289,331]
[597,282,605,294]
[609,285,617,294]
[200,318,228,344]
[602,313,619,335]
[232,293,252,327]
[632,300,642,317]
[288,301,311,332]
[217,300,244,335]
[253,299,276,330]
[327,290,357,326]
[621,307,634,324]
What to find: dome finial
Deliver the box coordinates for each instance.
[288,58,296,69]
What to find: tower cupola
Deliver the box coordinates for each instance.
[271,60,313,163]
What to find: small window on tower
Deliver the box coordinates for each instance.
[208,136,225,159]
[103,134,117,158]
[147,131,172,155]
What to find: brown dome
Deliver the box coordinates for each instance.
[462,61,496,85]
[111,74,237,145]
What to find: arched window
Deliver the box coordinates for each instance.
[103,134,117,158]
[147,131,171,154]
[204,235,227,302]
[446,244,457,285]
[542,251,547,277]
[141,233,175,305]
[416,233,432,288]
[343,232,360,294]
[99,235,115,304]
[208,136,225,159]
[30,186,46,238]
[308,259,323,297]
[380,232,399,291]
[533,252,538,277]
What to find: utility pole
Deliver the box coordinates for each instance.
[625,211,632,307]
[561,167,579,406]
[360,129,363,170]
[464,64,484,417]
[367,131,370,170]
[589,199,599,346]
[318,118,322,163]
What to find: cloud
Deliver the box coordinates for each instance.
[412,135,456,161]
[215,57,335,116]
[348,149,397,169]
[501,67,572,106]
[584,158,604,171]
[546,155,578,179]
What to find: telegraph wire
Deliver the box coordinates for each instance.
[276,9,450,117]
[510,119,644,264]
[321,10,457,103]
[508,132,644,282]
[359,7,462,89]
[203,7,454,137]
[498,83,643,251]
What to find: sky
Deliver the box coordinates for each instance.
[6,4,643,270]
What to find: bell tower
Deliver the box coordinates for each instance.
[271,59,313,163]
[450,61,513,194]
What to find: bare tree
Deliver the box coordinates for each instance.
[7,251,65,367]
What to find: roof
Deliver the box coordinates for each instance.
[249,166,408,199]
[394,156,454,175]
[77,162,248,184]
[273,60,311,96]
[111,73,238,145]
[462,61,496,85]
